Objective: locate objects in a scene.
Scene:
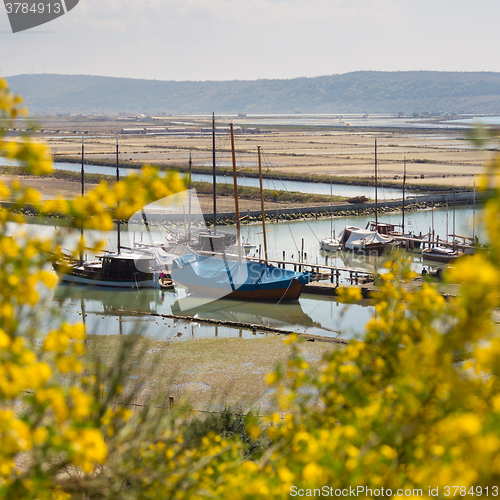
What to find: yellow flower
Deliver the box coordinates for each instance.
[380,444,398,460]
[50,487,72,500]
[278,466,294,482]
[69,387,91,421]
[0,182,10,200]
[336,286,362,303]
[68,428,108,473]
[265,372,277,385]
[0,329,11,349]
[247,424,261,439]
[39,270,58,288]
[302,462,323,482]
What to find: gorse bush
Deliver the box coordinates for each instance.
[1,76,500,498]
[181,407,271,460]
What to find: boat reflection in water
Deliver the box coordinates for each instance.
[171,293,325,334]
[53,284,319,339]
[53,284,164,316]
[53,284,374,341]
[172,289,375,340]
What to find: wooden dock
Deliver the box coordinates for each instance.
[195,250,374,285]
[245,255,373,284]
[394,232,478,254]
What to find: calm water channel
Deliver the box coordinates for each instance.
[51,161,403,199]
[53,286,374,342]
[230,205,480,269]
[0,158,404,200]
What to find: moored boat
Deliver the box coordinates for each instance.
[320,237,341,252]
[53,138,164,289]
[339,226,398,255]
[336,140,398,256]
[171,253,310,301]
[319,182,340,252]
[53,252,160,289]
[422,246,462,263]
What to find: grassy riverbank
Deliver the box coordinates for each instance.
[54,156,457,192]
[0,166,346,205]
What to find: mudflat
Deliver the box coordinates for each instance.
[82,334,341,411]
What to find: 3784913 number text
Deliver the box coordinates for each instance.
[4,3,62,14]
[443,486,499,496]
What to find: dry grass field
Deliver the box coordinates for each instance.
[83,334,341,411]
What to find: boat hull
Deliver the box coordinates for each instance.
[422,249,462,263]
[320,238,340,252]
[178,279,307,301]
[347,242,399,256]
[53,262,159,289]
[171,254,311,302]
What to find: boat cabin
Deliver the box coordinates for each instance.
[199,234,226,252]
[198,232,237,253]
[365,221,403,236]
[99,253,155,277]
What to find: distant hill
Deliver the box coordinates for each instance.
[6,71,500,115]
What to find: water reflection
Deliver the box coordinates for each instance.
[172,294,323,331]
[52,284,373,341]
[53,285,164,315]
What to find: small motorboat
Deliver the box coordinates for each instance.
[320,237,341,252]
[339,226,398,255]
[422,246,462,263]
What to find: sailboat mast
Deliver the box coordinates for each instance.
[116,137,121,254]
[258,146,268,264]
[473,182,476,242]
[212,112,217,234]
[188,149,192,242]
[330,182,333,239]
[80,136,84,264]
[453,190,456,248]
[446,202,449,241]
[431,202,435,235]
[230,124,242,262]
[402,157,406,234]
[375,139,378,228]
[81,136,84,197]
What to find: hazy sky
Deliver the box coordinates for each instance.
[1,0,499,81]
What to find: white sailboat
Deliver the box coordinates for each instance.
[337,139,397,255]
[320,183,341,251]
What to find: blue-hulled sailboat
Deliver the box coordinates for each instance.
[171,125,310,302]
[171,253,310,301]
